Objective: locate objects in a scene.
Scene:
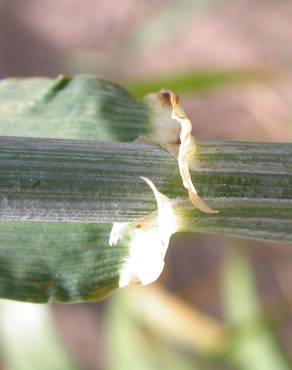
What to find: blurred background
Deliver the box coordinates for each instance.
[0,0,292,369]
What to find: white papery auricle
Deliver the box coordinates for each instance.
[109,177,179,288]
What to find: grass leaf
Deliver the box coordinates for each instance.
[0,75,290,303]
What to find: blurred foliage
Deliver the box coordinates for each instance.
[222,243,291,370]
[0,301,79,370]
[105,286,221,370]
[126,68,272,98]
[88,0,226,74]
[114,0,224,60]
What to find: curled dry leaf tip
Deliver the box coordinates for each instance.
[158,89,218,214]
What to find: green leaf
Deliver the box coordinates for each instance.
[0,222,128,302]
[0,74,150,141]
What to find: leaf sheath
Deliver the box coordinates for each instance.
[0,136,291,243]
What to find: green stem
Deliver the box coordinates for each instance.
[0,136,291,243]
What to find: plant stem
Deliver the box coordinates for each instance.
[1,136,291,243]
